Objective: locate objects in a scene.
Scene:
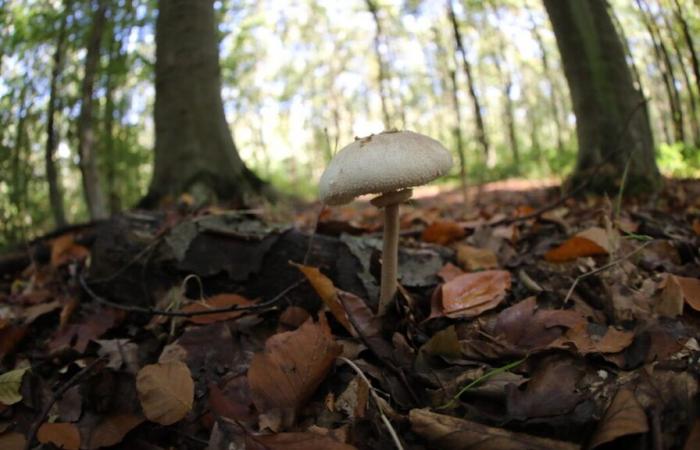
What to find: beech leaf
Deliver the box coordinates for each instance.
[440,270,511,318]
[0,368,29,406]
[37,422,81,450]
[544,227,611,262]
[248,317,341,430]
[136,361,194,425]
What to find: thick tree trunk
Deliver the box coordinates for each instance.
[447,0,491,166]
[144,0,267,208]
[77,0,109,220]
[543,0,660,193]
[45,0,71,228]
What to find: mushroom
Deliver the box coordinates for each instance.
[319,130,453,315]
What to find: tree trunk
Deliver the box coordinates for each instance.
[672,0,700,113]
[661,9,700,146]
[448,69,468,204]
[77,0,109,220]
[635,0,685,143]
[527,7,564,153]
[143,0,267,208]
[365,0,393,129]
[447,0,491,166]
[543,0,660,193]
[45,0,71,228]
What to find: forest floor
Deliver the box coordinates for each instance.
[0,177,699,450]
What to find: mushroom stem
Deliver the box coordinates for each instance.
[379,201,400,316]
[371,188,412,316]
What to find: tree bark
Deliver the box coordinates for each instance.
[672,0,700,113]
[527,7,564,153]
[447,0,491,166]
[635,0,685,143]
[365,0,393,129]
[45,0,71,227]
[660,9,700,146]
[144,0,268,208]
[77,0,109,220]
[543,0,660,193]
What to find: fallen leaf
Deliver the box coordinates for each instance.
[437,262,464,282]
[81,413,144,449]
[506,357,584,418]
[553,323,635,355]
[544,227,611,262]
[589,388,648,448]
[685,418,700,450]
[0,432,25,450]
[246,431,357,450]
[49,308,125,353]
[181,293,254,324]
[456,244,499,271]
[421,220,465,245]
[50,234,90,268]
[692,219,700,236]
[294,263,354,335]
[662,274,700,313]
[0,368,29,406]
[440,270,511,318]
[494,297,585,352]
[0,325,27,359]
[37,422,81,450]
[136,361,194,425]
[208,376,256,423]
[21,300,61,325]
[278,306,311,332]
[409,408,578,450]
[248,317,341,430]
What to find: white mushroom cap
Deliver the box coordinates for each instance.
[319,130,453,205]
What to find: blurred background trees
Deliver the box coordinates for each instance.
[1,0,699,246]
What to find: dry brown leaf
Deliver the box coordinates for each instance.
[181,293,253,324]
[684,418,700,450]
[456,244,499,271]
[248,317,341,430]
[553,323,635,355]
[437,262,465,282]
[81,413,144,449]
[409,408,578,450]
[440,270,511,318]
[589,388,648,448]
[421,220,466,245]
[38,422,81,450]
[544,227,610,262]
[692,219,700,236]
[50,234,90,268]
[0,432,25,450]
[294,263,354,335]
[246,431,357,450]
[670,275,700,312]
[49,308,124,354]
[136,361,194,425]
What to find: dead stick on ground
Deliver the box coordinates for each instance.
[338,357,405,450]
[563,241,652,304]
[79,274,305,317]
[24,355,107,450]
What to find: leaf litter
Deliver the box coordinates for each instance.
[0,179,698,448]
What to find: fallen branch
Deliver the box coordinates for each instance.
[79,274,305,317]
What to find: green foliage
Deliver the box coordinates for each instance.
[658,142,700,177]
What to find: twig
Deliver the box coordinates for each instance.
[563,241,652,304]
[25,355,107,450]
[79,274,305,317]
[338,357,405,450]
